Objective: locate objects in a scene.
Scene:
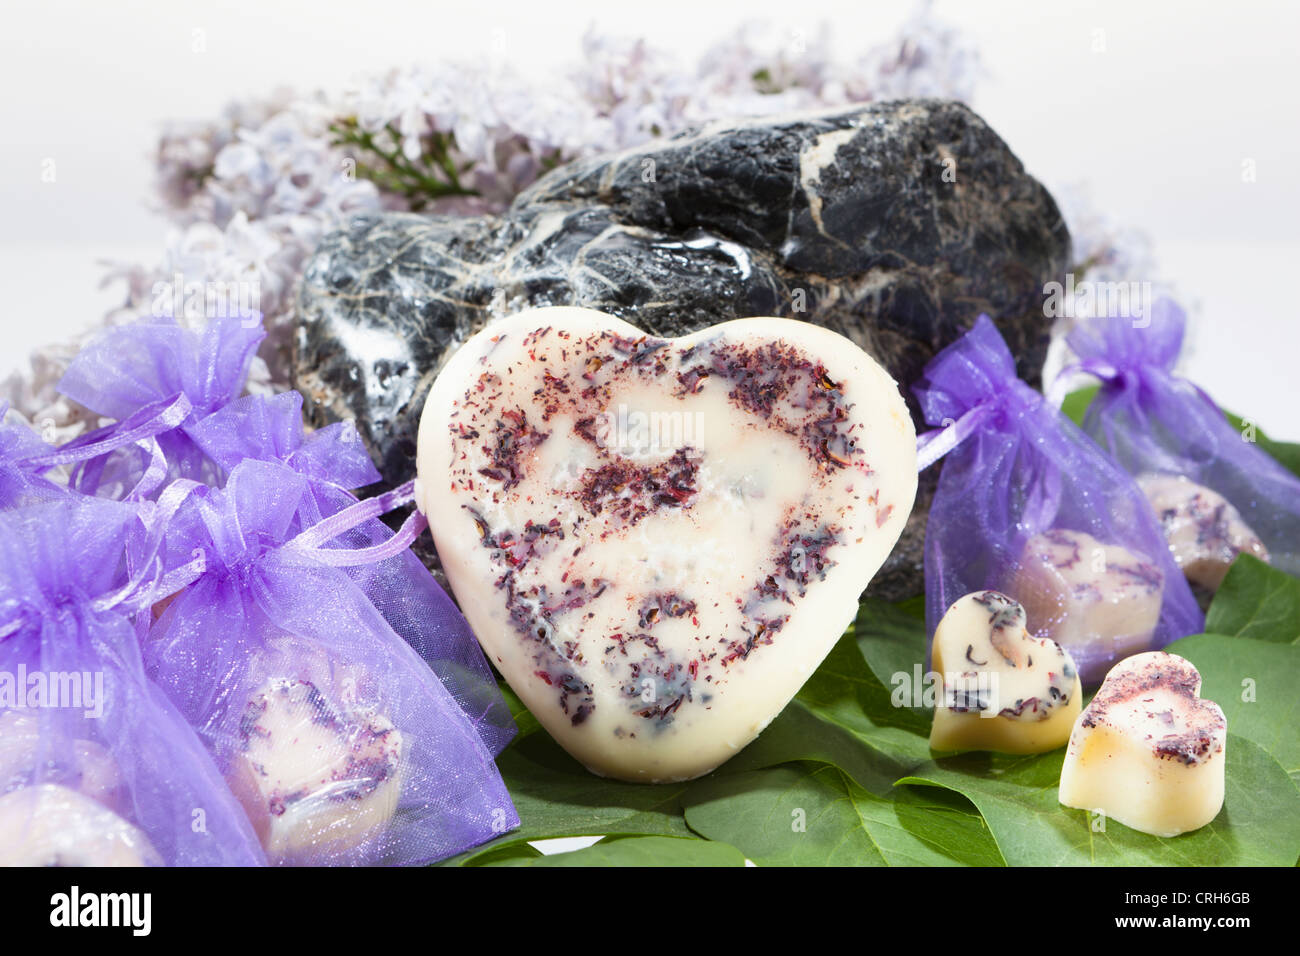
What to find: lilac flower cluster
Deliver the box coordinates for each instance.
[2,5,1153,436]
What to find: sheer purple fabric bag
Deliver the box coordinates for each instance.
[1066,299,1300,587]
[144,460,518,865]
[914,315,1203,686]
[56,315,265,490]
[186,392,516,755]
[185,391,379,496]
[0,497,266,866]
[0,404,64,506]
[1,394,198,506]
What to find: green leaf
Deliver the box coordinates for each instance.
[684,763,1003,866]
[458,842,545,866]
[448,625,940,864]
[445,555,1297,866]
[1222,410,1300,478]
[498,681,544,737]
[481,835,746,867]
[851,597,930,703]
[720,698,921,795]
[1062,388,1300,478]
[1060,385,1100,426]
[1205,554,1300,644]
[779,634,933,781]
[459,732,698,860]
[447,626,948,864]
[697,629,933,795]
[441,730,720,865]
[898,735,1300,866]
[1168,632,1300,781]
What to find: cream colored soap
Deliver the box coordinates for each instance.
[929,591,1081,754]
[0,711,123,811]
[1013,529,1164,683]
[227,678,405,862]
[0,784,161,866]
[416,307,916,782]
[1138,473,1269,591]
[1058,652,1226,837]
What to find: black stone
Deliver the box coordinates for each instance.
[296,98,1071,599]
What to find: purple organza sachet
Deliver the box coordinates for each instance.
[187,392,516,755]
[0,497,267,865]
[0,403,63,506]
[56,315,265,490]
[185,390,380,495]
[3,393,197,506]
[144,459,519,865]
[4,313,517,866]
[1066,299,1300,588]
[59,313,514,749]
[914,315,1203,686]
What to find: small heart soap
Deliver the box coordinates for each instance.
[929,590,1081,754]
[1058,651,1226,837]
[227,678,405,863]
[1013,529,1165,685]
[1137,473,1269,592]
[416,307,916,782]
[0,784,161,867]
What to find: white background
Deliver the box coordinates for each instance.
[1,0,1297,436]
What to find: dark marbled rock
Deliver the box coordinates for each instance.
[296,98,1071,599]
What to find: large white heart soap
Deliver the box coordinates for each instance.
[416,307,916,782]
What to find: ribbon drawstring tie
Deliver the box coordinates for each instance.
[915,403,994,472]
[283,479,428,567]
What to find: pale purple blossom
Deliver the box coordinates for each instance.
[854,1,983,102]
[9,6,1043,436]
[1041,182,1183,394]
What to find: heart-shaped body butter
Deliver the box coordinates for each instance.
[416,307,916,781]
[1137,473,1269,592]
[1058,651,1226,837]
[929,590,1081,754]
[1012,529,1165,686]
